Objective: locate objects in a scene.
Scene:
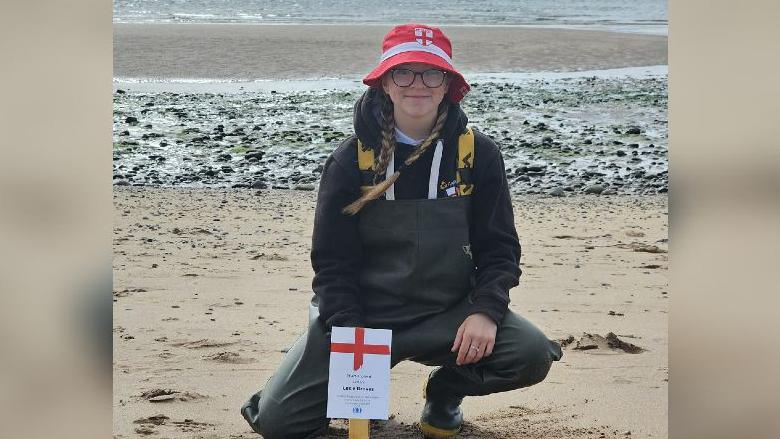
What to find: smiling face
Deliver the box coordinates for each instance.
[381,62,450,121]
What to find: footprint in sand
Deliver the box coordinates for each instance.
[170,338,236,349]
[134,414,215,434]
[134,425,156,435]
[203,351,256,364]
[134,414,169,426]
[172,419,216,433]
[138,388,207,402]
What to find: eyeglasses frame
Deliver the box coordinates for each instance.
[389,68,448,88]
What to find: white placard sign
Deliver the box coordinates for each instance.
[326,326,392,420]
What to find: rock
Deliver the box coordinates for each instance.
[114,180,130,186]
[625,126,642,135]
[520,165,546,174]
[148,394,176,402]
[616,150,627,157]
[602,187,618,195]
[125,116,138,125]
[295,184,315,191]
[250,180,267,189]
[246,151,265,161]
[548,187,565,197]
[584,184,605,195]
[116,89,126,94]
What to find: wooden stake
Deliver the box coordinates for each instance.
[348,418,369,439]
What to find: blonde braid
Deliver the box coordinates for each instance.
[372,95,396,184]
[342,104,450,215]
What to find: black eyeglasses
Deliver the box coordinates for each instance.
[390,68,447,88]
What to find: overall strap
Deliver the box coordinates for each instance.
[384,141,443,200]
[456,127,475,196]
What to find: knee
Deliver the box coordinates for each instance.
[503,333,558,388]
[523,357,553,387]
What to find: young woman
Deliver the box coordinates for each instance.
[241,24,563,439]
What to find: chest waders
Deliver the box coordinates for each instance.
[240,128,563,439]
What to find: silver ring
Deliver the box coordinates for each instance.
[470,346,480,352]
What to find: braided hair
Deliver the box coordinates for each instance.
[343,92,450,215]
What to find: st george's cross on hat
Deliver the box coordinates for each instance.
[362,24,471,103]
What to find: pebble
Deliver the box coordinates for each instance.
[548,187,565,197]
[251,180,268,189]
[584,184,605,195]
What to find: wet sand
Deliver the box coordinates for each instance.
[113,23,668,79]
[113,187,668,438]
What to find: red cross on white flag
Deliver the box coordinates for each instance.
[330,327,391,371]
[414,28,433,46]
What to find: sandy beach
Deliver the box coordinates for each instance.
[113,187,668,438]
[114,23,667,79]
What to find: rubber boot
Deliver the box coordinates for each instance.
[419,368,464,438]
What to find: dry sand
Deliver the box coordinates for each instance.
[113,23,668,79]
[113,187,668,438]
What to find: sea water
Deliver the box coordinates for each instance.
[114,0,667,34]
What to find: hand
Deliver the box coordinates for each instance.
[451,313,497,366]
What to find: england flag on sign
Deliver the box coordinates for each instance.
[326,327,392,420]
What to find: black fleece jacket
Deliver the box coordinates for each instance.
[311,88,521,329]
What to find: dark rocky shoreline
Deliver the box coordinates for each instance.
[113,74,667,196]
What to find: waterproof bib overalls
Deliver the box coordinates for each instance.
[241,130,563,439]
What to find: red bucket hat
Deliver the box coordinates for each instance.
[363,24,470,103]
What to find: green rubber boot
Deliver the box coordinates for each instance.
[419,368,464,438]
